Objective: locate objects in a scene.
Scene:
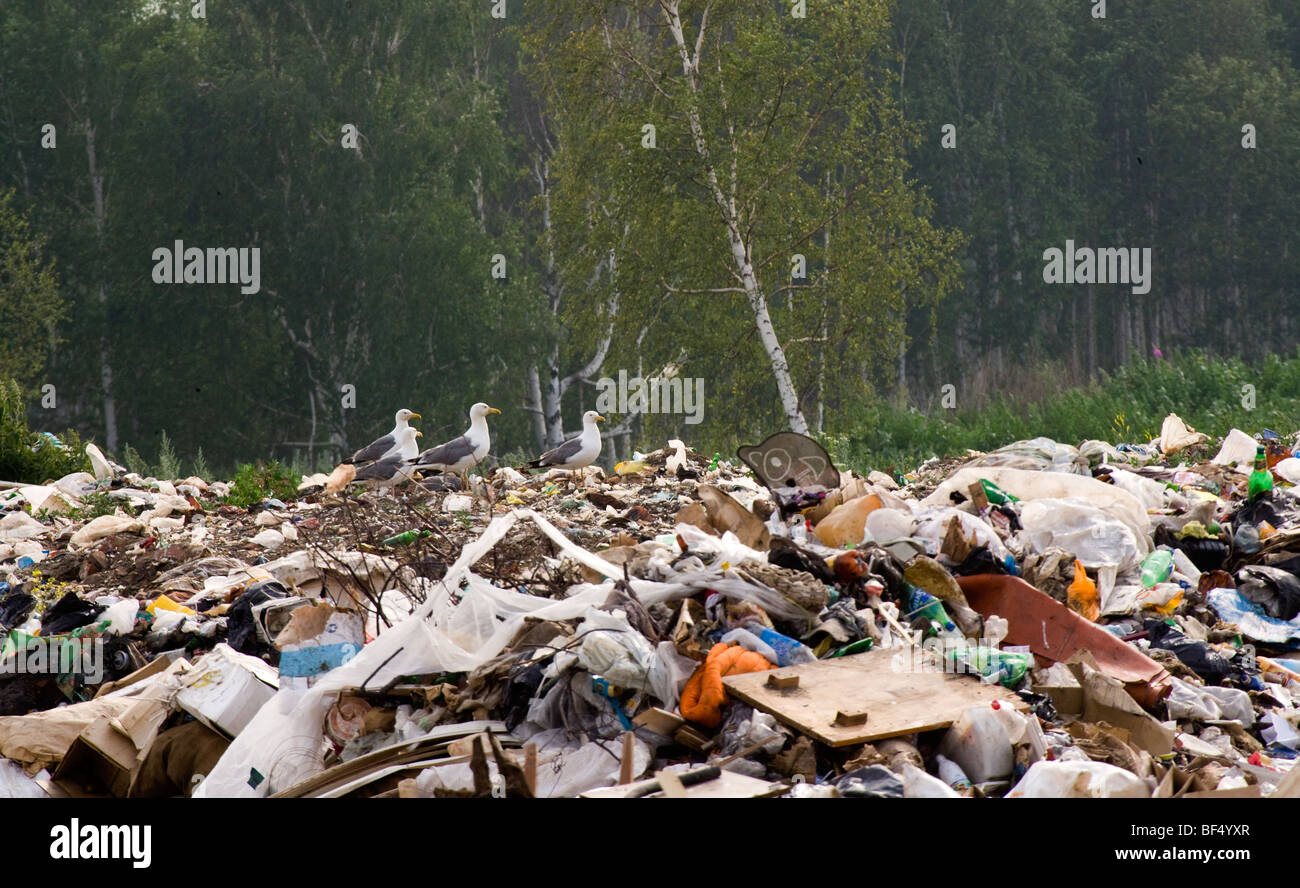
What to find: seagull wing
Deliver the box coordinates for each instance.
[528,435,583,469]
[345,433,396,465]
[410,435,476,470]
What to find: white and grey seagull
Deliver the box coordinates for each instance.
[407,402,501,477]
[526,410,606,486]
[343,408,421,465]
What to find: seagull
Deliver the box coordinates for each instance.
[349,451,420,492]
[527,410,606,486]
[407,402,500,476]
[343,408,421,465]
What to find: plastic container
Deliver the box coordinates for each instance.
[1139,548,1174,589]
[146,594,198,617]
[1066,559,1099,622]
[937,704,1013,784]
[738,623,815,666]
[905,585,956,633]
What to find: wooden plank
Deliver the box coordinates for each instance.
[722,648,1028,747]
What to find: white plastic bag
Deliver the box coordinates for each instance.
[1007,760,1150,798]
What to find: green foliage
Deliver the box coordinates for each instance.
[155,430,182,480]
[0,379,90,483]
[0,190,62,388]
[191,447,209,481]
[824,352,1300,474]
[64,491,118,522]
[121,444,148,477]
[222,461,298,508]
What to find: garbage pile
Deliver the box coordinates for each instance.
[2,413,1300,798]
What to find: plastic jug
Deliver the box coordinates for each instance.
[937,704,1013,783]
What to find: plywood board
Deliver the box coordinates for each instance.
[722,649,1028,747]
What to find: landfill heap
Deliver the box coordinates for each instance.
[2,416,1300,798]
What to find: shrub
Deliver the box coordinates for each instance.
[222,460,298,508]
[0,379,90,483]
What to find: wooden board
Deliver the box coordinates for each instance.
[722,649,1029,747]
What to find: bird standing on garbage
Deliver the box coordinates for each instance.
[343,408,421,464]
[349,431,422,492]
[406,402,501,488]
[526,410,606,487]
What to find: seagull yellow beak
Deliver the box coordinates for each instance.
[595,415,607,423]
[410,413,422,421]
[487,407,501,415]
[416,431,423,438]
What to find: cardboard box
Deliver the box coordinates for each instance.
[176,644,278,739]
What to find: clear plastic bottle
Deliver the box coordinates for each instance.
[1139,548,1174,589]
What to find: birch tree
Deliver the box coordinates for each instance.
[528,0,959,437]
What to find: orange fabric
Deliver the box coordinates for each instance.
[679,642,775,728]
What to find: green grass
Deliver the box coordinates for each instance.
[822,350,1300,475]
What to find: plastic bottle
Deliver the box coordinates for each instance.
[1249,445,1274,501]
[1066,560,1099,622]
[905,585,956,634]
[382,529,431,546]
[1139,548,1174,589]
[739,622,816,666]
[719,627,781,664]
[934,753,971,789]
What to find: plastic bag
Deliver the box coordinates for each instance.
[912,507,1010,565]
[575,606,676,706]
[0,758,48,798]
[195,509,618,798]
[967,437,1090,476]
[924,467,1150,559]
[1007,760,1149,798]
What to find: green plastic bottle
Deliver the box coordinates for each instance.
[1249,446,1274,501]
[382,529,431,546]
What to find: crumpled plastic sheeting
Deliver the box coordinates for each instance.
[1212,428,1259,470]
[912,507,1011,565]
[1208,588,1300,645]
[575,607,677,705]
[924,467,1151,558]
[194,509,660,798]
[966,437,1090,476]
[1166,677,1254,725]
[0,759,48,798]
[1020,498,1142,602]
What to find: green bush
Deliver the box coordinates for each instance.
[823,350,1300,475]
[222,460,298,508]
[0,379,91,483]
